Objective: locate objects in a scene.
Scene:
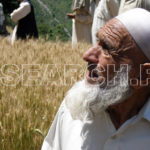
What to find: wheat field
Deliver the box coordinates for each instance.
[0,37,90,150]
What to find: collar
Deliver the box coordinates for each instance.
[118,97,150,132]
[110,98,150,134]
[137,97,150,122]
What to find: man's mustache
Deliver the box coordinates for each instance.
[87,62,97,71]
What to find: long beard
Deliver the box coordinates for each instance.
[65,66,132,121]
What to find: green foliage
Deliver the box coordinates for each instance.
[32,0,72,41]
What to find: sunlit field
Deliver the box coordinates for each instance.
[0,37,90,150]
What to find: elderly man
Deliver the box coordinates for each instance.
[42,8,150,150]
[11,0,38,44]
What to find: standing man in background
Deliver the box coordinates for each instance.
[11,0,38,44]
[119,0,150,14]
[92,0,119,45]
[67,0,96,47]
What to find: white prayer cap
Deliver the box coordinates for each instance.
[116,8,150,60]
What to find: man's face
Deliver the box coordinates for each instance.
[83,19,137,86]
[65,19,149,120]
[66,19,142,120]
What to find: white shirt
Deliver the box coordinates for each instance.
[42,99,150,150]
[10,0,31,23]
[10,0,31,45]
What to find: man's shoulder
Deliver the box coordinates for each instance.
[55,100,70,118]
[57,101,66,113]
[20,0,31,7]
[139,98,150,123]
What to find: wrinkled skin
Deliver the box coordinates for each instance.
[83,18,150,129]
[83,18,149,85]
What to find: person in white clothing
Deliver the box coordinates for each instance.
[10,0,38,44]
[92,0,119,45]
[67,0,96,47]
[42,8,150,150]
[119,0,150,14]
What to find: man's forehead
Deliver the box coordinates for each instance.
[96,15,149,65]
[97,19,120,37]
[97,19,125,46]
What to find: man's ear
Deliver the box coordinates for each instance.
[139,63,150,86]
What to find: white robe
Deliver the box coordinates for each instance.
[72,1,96,47]
[119,0,150,14]
[92,0,119,45]
[42,99,150,150]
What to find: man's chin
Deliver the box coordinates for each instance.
[65,69,132,120]
[65,79,100,120]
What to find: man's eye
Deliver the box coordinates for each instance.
[101,41,111,50]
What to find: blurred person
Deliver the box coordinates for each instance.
[67,0,96,47]
[10,0,38,44]
[0,3,8,35]
[92,0,119,45]
[119,0,150,14]
[42,8,150,150]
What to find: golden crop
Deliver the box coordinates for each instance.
[0,37,90,150]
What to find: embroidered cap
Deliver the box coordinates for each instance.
[116,8,150,60]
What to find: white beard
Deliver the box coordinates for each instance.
[65,66,132,121]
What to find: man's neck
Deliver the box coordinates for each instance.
[107,87,150,129]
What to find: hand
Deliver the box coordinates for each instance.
[66,13,75,19]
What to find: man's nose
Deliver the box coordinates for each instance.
[83,46,101,63]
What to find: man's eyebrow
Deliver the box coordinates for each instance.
[96,32,113,50]
[100,38,112,50]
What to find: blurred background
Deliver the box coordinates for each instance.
[1,0,72,41]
